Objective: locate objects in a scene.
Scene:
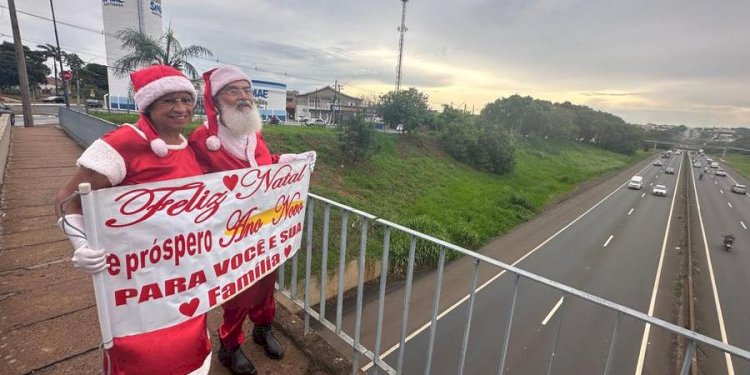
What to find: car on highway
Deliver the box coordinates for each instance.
[665,167,675,175]
[715,168,727,177]
[693,162,701,168]
[628,176,643,190]
[41,96,65,103]
[710,162,719,168]
[653,160,664,166]
[0,103,15,126]
[652,184,668,196]
[731,184,747,194]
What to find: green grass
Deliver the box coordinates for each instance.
[722,153,750,180]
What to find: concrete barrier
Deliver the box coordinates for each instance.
[58,106,118,148]
[0,114,10,184]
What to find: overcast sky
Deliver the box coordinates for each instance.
[2,0,749,127]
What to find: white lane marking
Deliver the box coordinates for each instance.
[715,180,718,184]
[628,208,635,216]
[541,297,565,326]
[362,160,658,372]
[650,182,654,186]
[641,193,646,198]
[720,190,724,194]
[635,153,684,375]
[685,160,735,374]
[741,221,747,230]
[603,235,614,247]
[728,202,733,208]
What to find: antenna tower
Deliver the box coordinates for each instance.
[395,0,409,91]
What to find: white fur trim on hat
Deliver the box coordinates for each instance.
[77,139,127,186]
[210,66,250,96]
[134,75,197,112]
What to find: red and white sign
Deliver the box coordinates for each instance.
[61,70,73,81]
[81,158,312,340]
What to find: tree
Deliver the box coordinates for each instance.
[0,42,50,91]
[377,88,430,133]
[114,27,212,78]
[37,43,64,94]
[64,53,85,99]
[338,114,379,163]
[82,63,109,94]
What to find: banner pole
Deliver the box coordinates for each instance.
[79,182,114,349]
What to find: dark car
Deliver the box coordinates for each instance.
[0,103,15,126]
[665,167,675,175]
[85,99,103,108]
[42,96,65,103]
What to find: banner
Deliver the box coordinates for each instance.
[82,159,311,339]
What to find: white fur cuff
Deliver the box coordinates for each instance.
[134,75,197,112]
[77,139,127,186]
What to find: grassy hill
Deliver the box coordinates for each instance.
[262,126,646,243]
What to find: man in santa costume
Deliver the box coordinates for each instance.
[189,65,315,375]
[54,65,212,374]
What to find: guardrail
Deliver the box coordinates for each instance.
[278,193,750,375]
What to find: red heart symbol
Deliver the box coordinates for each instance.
[284,245,293,258]
[223,174,238,191]
[179,298,200,317]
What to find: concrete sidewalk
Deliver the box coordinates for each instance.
[0,126,341,374]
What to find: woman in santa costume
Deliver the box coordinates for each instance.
[189,66,314,375]
[54,65,212,375]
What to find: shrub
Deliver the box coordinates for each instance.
[439,120,515,174]
[337,114,379,163]
[447,222,481,250]
[389,215,459,276]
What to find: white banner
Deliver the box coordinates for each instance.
[82,159,311,339]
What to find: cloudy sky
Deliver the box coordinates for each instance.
[2,0,749,127]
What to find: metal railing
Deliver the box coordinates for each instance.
[277,193,750,375]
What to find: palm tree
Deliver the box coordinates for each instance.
[114,27,212,78]
[37,43,64,95]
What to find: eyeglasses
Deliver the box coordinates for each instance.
[155,97,195,108]
[221,87,254,98]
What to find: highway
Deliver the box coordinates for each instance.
[689,152,750,375]
[376,155,684,374]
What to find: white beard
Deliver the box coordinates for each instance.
[218,103,263,136]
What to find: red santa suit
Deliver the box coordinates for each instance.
[77,117,211,375]
[188,69,279,350]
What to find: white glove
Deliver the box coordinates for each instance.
[58,214,108,275]
[279,151,317,172]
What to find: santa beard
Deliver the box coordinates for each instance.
[218,101,263,136]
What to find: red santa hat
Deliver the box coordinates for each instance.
[202,66,252,151]
[130,65,197,157]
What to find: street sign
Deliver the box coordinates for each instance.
[60,70,72,81]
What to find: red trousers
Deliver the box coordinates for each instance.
[219,270,276,349]
[105,315,211,375]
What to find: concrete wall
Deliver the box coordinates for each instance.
[291,258,383,305]
[0,115,11,184]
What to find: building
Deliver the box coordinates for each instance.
[101,0,163,110]
[294,86,365,124]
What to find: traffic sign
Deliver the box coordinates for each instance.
[60,71,73,81]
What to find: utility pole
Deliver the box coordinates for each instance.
[8,0,34,127]
[395,0,409,91]
[50,0,70,108]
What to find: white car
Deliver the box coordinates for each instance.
[715,169,727,177]
[731,184,747,194]
[693,162,701,168]
[652,184,668,196]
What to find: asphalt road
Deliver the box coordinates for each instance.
[7,103,79,126]
[370,155,684,374]
[689,152,750,375]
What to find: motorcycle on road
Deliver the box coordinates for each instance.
[723,234,735,252]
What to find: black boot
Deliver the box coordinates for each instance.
[218,342,257,375]
[252,324,285,359]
